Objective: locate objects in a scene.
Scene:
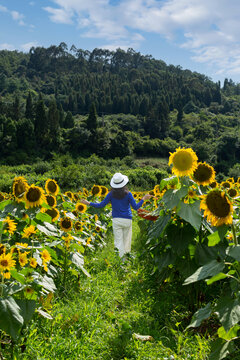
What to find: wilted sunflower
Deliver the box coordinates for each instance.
[228,187,238,198]
[22,225,37,239]
[0,192,5,202]
[91,185,102,197]
[45,179,59,196]
[100,186,108,197]
[169,147,198,177]
[44,207,60,222]
[191,162,215,186]
[3,217,17,235]
[24,185,46,209]
[200,189,233,227]
[46,194,57,207]
[13,176,29,202]
[60,217,73,232]
[0,251,16,277]
[75,202,87,213]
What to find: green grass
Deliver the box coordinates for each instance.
[1,221,211,360]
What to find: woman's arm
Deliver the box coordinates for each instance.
[80,192,111,208]
[129,193,152,210]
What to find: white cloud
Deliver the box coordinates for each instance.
[21,41,39,52]
[10,10,25,25]
[43,0,240,79]
[0,5,7,12]
[0,43,14,50]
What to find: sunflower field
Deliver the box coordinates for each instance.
[0,147,239,359]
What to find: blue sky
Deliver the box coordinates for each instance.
[1,0,240,85]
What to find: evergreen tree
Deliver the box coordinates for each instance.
[25,91,34,120]
[12,95,20,121]
[34,93,48,146]
[63,111,74,128]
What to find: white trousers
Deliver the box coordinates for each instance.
[112,218,132,258]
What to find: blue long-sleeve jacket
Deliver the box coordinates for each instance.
[90,191,143,219]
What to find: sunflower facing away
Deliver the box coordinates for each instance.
[191,162,216,186]
[24,185,46,209]
[169,147,198,177]
[45,179,59,196]
[13,176,29,202]
[200,189,233,227]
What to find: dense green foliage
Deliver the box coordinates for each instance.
[0,44,240,176]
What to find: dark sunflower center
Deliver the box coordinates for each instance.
[77,204,84,212]
[206,191,230,218]
[75,222,82,230]
[0,259,8,267]
[62,218,72,229]
[193,165,212,182]
[228,188,237,197]
[92,187,100,195]
[46,195,55,207]
[26,188,41,202]
[221,182,231,189]
[101,188,107,196]
[47,181,57,193]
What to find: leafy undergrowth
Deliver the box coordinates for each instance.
[1,223,213,360]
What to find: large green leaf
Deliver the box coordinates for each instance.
[215,296,240,332]
[33,274,56,292]
[206,272,227,285]
[155,249,176,273]
[162,187,188,210]
[226,245,240,261]
[147,214,171,242]
[187,303,212,328]
[209,338,234,360]
[16,299,36,324]
[0,297,24,340]
[37,223,59,236]
[183,260,225,285]
[168,223,196,254]
[35,212,52,223]
[70,252,90,277]
[177,200,202,230]
[218,325,240,341]
[208,226,229,247]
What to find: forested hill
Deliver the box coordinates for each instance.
[0,43,240,178]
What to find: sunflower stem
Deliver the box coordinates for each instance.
[231,224,238,245]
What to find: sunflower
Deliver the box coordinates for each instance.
[226,177,234,183]
[18,252,28,267]
[91,185,102,197]
[75,202,87,214]
[62,234,73,248]
[221,181,231,189]
[74,221,83,232]
[65,191,73,200]
[95,225,101,232]
[191,162,215,186]
[41,249,51,263]
[72,210,78,217]
[44,207,60,222]
[94,214,99,222]
[24,185,46,209]
[13,176,29,202]
[25,287,34,295]
[45,179,59,196]
[30,257,37,268]
[22,225,37,238]
[0,192,5,202]
[0,252,16,277]
[46,194,57,207]
[3,217,17,235]
[59,217,73,232]
[169,147,198,177]
[228,187,238,198]
[209,181,218,189]
[82,188,89,197]
[200,189,233,227]
[73,193,79,202]
[100,186,108,197]
[154,185,160,196]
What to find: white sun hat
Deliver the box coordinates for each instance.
[110,172,129,188]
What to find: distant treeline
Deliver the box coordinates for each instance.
[0,43,239,177]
